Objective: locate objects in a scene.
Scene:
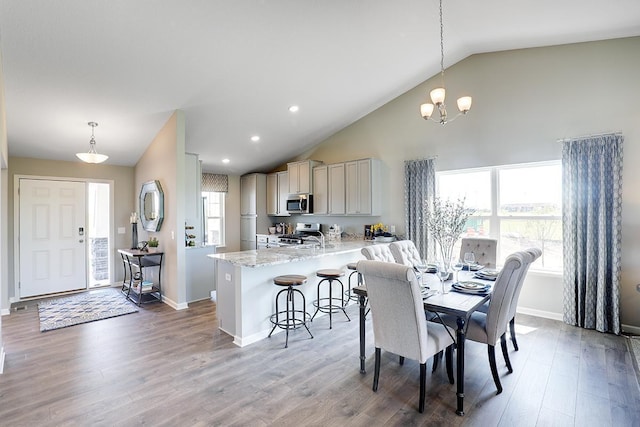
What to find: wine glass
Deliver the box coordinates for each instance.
[464,252,476,272]
[437,260,450,294]
[414,259,429,288]
[451,257,463,283]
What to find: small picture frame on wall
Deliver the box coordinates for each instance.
[364,225,374,240]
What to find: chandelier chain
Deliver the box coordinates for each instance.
[439,0,445,84]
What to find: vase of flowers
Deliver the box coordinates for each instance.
[424,197,472,277]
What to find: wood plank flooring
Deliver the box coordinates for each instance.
[1,293,639,426]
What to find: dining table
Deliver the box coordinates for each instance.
[352,270,493,416]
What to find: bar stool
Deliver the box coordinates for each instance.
[344,262,362,305]
[268,274,313,348]
[311,269,350,329]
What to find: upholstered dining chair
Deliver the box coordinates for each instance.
[459,237,498,268]
[361,244,396,262]
[474,247,541,351]
[433,251,529,394]
[357,260,455,413]
[389,240,423,267]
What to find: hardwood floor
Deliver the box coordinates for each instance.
[1,294,639,426]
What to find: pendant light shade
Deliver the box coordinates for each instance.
[76,122,108,164]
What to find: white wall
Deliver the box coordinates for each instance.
[305,37,640,329]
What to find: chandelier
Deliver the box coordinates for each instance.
[420,0,472,124]
[76,121,108,164]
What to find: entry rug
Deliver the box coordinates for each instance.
[630,336,640,385]
[38,287,138,332]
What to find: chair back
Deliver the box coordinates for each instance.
[361,245,395,263]
[389,240,422,266]
[506,247,542,320]
[459,237,498,268]
[484,251,528,343]
[357,260,431,363]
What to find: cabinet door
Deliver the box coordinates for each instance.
[298,161,311,193]
[240,174,257,215]
[313,166,328,215]
[328,163,345,215]
[266,173,278,215]
[240,216,257,241]
[357,159,372,215]
[288,163,300,194]
[277,171,290,215]
[345,161,359,214]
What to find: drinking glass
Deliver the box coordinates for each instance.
[451,258,463,283]
[464,252,476,272]
[414,259,429,288]
[437,261,450,294]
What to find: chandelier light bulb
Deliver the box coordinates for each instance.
[457,96,472,113]
[420,103,435,120]
[430,88,446,105]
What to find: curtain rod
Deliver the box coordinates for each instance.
[557,131,622,143]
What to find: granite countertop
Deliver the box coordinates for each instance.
[207,240,377,268]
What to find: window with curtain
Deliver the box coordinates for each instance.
[202,173,228,246]
[437,161,562,272]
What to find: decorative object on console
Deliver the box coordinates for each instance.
[148,237,159,250]
[130,212,138,250]
[419,0,472,124]
[76,121,109,163]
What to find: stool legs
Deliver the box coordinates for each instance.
[345,270,362,306]
[268,285,313,348]
[312,277,351,329]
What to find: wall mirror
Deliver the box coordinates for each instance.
[139,180,164,232]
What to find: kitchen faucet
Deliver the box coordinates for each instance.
[305,232,325,249]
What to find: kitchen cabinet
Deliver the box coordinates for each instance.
[240,173,270,250]
[288,160,323,194]
[312,166,328,215]
[346,158,381,216]
[267,171,290,216]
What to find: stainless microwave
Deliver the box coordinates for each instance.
[286,194,313,214]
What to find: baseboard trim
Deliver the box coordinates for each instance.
[1,308,10,316]
[622,324,640,335]
[161,296,188,311]
[517,307,563,321]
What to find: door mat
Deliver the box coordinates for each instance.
[38,287,138,332]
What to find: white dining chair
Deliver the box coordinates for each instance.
[361,245,396,262]
[459,237,498,268]
[357,260,455,413]
[389,240,422,266]
[434,251,528,394]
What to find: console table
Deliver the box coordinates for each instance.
[118,248,164,305]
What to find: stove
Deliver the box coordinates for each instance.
[278,234,305,245]
[277,223,322,246]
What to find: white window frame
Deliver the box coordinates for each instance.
[437,160,562,274]
[202,191,225,247]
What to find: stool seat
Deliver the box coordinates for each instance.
[317,269,345,278]
[274,274,307,286]
[347,262,358,270]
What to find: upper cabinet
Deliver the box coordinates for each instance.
[288,160,323,194]
[267,171,290,216]
[346,159,381,216]
[240,173,258,215]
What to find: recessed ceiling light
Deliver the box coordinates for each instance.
[251,135,260,142]
[288,105,299,113]
[222,158,230,164]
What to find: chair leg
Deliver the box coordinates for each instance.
[445,346,454,384]
[373,347,381,392]
[419,363,426,413]
[501,333,513,373]
[488,345,503,394]
[431,351,441,372]
[399,356,405,366]
[510,317,519,351]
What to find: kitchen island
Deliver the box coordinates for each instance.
[208,241,375,347]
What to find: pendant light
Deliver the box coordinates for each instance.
[420,0,472,125]
[76,122,108,164]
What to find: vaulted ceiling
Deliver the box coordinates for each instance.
[1,1,639,174]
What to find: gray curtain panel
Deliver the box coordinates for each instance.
[562,133,623,334]
[404,158,435,260]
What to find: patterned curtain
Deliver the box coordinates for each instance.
[202,173,228,192]
[562,133,623,334]
[404,158,436,260]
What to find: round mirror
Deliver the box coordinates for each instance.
[139,180,164,232]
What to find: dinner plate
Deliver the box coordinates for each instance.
[463,264,484,271]
[452,281,491,294]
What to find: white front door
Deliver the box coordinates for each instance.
[19,179,87,298]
